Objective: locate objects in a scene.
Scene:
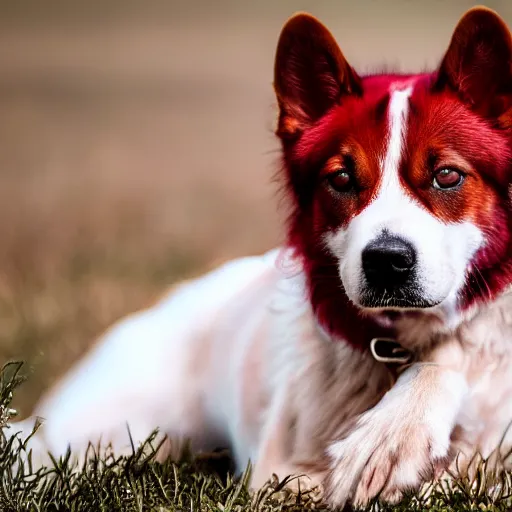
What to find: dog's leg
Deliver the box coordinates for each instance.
[250,385,296,489]
[250,383,324,494]
[324,362,468,508]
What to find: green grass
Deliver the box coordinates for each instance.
[1,363,512,511]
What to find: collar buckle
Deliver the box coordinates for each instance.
[370,337,413,365]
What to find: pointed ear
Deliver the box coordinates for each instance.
[274,13,362,140]
[435,7,512,119]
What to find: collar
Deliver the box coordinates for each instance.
[370,337,414,365]
[315,316,415,368]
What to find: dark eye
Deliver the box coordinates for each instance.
[433,168,464,189]
[326,169,353,192]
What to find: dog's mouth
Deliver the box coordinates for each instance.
[358,286,442,310]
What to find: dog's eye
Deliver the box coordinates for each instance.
[433,168,464,189]
[326,169,353,192]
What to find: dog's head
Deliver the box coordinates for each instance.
[274,7,512,341]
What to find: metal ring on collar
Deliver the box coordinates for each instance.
[370,337,413,365]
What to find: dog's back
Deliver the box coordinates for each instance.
[12,251,279,465]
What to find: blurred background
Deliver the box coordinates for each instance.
[1,0,512,417]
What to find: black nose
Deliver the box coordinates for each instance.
[362,234,416,288]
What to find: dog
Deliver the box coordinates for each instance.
[7,5,512,508]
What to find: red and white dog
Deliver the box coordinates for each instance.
[9,6,512,508]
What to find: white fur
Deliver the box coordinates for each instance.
[325,84,483,323]
[13,251,283,467]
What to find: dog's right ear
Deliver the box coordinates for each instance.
[435,7,512,120]
[274,13,362,141]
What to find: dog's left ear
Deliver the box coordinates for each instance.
[435,7,512,121]
[273,13,361,141]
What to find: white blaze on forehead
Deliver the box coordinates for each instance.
[380,86,413,198]
[383,87,413,173]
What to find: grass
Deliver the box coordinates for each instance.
[1,363,512,511]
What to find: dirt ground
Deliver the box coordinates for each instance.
[1,0,511,416]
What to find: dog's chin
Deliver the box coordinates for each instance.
[359,302,444,331]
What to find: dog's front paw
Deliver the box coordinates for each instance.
[323,407,453,508]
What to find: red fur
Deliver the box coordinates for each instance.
[274,9,512,349]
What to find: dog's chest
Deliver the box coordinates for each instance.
[429,296,512,459]
[462,337,512,456]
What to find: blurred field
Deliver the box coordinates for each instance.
[1,0,512,417]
